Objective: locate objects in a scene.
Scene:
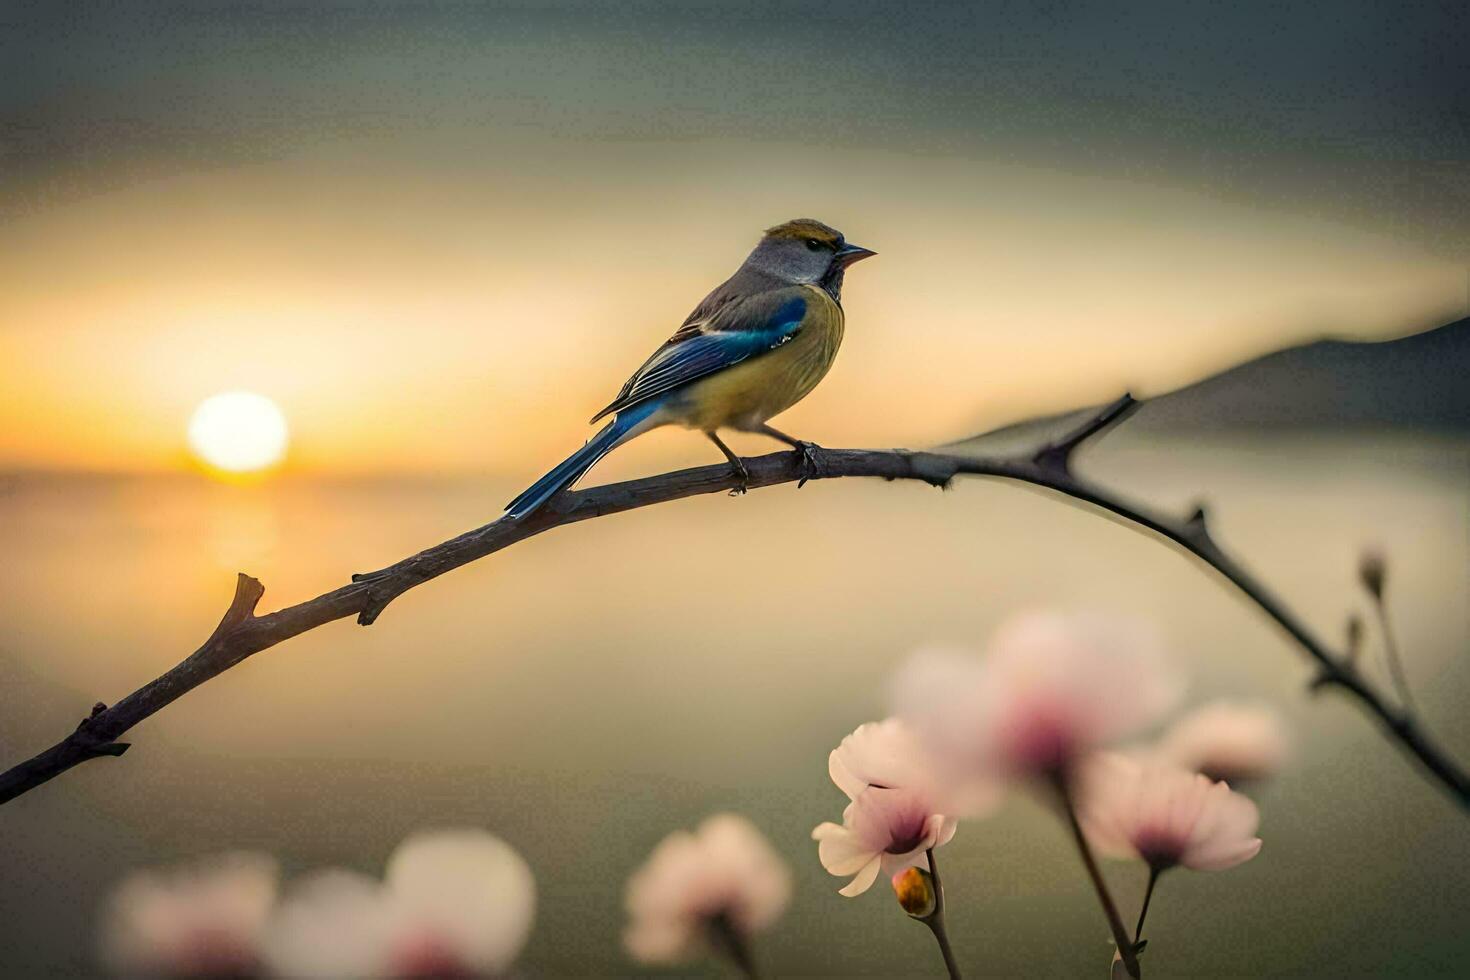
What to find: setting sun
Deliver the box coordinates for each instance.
[186,391,289,474]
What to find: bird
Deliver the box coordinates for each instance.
[505,218,875,519]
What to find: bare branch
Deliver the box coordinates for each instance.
[1032,393,1140,475]
[2,415,1466,808]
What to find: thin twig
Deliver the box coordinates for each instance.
[1134,867,1161,945]
[1,394,1466,808]
[923,848,963,980]
[1371,597,1419,717]
[1055,776,1141,978]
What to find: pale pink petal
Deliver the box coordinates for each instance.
[1163,773,1211,849]
[1077,753,1143,858]
[1078,751,1262,874]
[1206,786,1261,841]
[877,853,923,885]
[829,749,867,801]
[623,918,691,965]
[810,822,845,841]
[838,857,883,897]
[839,796,896,853]
[826,718,941,799]
[102,852,279,979]
[384,829,535,976]
[1185,836,1262,871]
[984,611,1181,755]
[855,786,935,855]
[893,612,1181,783]
[814,825,878,877]
[260,869,396,980]
[934,815,959,848]
[1160,701,1289,782]
[889,649,992,773]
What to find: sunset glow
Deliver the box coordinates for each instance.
[187,391,289,474]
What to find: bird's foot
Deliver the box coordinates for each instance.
[794,441,822,488]
[728,460,750,497]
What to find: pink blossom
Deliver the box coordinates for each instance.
[813,785,957,897]
[1158,700,1289,783]
[260,829,535,978]
[383,829,536,977]
[893,611,1181,782]
[258,870,397,979]
[623,814,792,966]
[1078,752,1263,872]
[98,852,278,978]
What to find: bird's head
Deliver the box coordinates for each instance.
[745,218,875,298]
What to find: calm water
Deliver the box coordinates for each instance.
[1,432,1468,977]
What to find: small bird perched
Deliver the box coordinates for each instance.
[506,218,875,518]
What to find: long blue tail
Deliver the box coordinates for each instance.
[505,408,647,518]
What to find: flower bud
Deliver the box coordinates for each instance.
[1358,549,1386,600]
[890,867,937,919]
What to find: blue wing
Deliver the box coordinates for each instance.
[589,291,808,423]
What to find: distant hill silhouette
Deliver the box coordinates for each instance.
[955,316,1470,453]
[1132,315,1470,432]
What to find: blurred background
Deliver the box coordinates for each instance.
[1,1,1467,975]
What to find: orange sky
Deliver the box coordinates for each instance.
[7,2,1468,479]
[2,142,1462,479]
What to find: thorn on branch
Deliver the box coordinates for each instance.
[1308,670,1339,695]
[1032,393,1139,475]
[1181,501,1217,550]
[1307,657,1364,698]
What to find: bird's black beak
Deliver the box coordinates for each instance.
[835,243,877,267]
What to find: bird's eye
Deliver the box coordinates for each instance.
[804,238,823,251]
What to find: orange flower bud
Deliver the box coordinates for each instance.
[890,866,937,919]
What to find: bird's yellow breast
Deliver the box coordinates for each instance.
[670,287,845,432]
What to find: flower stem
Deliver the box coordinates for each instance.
[1055,776,1141,978]
[923,848,963,980]
[1371,594,1418,717]
[706,912,759,978]
[1134,867,1161,944]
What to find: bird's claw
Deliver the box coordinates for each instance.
[728,462,750,497]
[794,441,822,488]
